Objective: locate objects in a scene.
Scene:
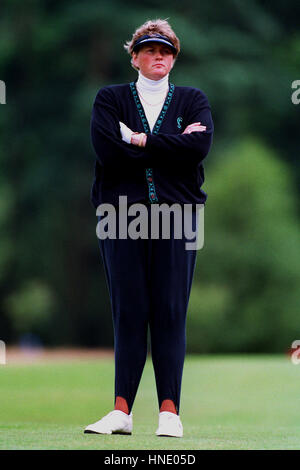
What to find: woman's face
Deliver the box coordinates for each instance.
[132,43,175,80]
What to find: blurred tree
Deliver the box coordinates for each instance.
[4,279,56,340]
[187,137,300,352]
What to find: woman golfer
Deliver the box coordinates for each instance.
[85,19,213,437]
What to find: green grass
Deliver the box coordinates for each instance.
[1,354,300,449]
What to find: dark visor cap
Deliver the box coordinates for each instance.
[132,34,177,54]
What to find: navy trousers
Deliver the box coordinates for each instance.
[97,205,198,414]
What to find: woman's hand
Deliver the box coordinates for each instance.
[119,121,147,147]
[182,122,206,134]
[131,132,147,147]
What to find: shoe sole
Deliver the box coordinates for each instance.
[84,430,132,435]
[112,431,132,435]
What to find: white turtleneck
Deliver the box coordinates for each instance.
[136,71,169,131]
[119,71,169,143]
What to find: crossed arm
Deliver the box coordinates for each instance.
[91,87,213,167]
[120,121,207,147]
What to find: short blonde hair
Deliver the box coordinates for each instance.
[124,19,180,70]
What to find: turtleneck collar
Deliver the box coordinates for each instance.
[136,71,169,94]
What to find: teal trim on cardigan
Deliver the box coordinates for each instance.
[130,81,175,204]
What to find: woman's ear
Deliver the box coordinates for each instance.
[132,52,138,69]
[170,56,176,69]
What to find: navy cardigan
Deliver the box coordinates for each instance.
[90,80,214,209]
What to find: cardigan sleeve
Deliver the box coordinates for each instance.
[145,90,213,166]
[91,87,151,167]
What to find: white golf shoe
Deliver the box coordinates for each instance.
[155,411,183,438]
[84,410,133,435]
